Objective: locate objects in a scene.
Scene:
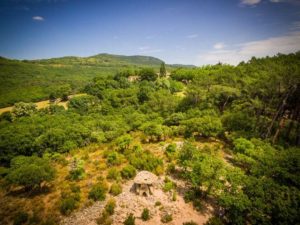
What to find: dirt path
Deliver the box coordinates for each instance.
[61,177,212,225]
[0,93,86,114]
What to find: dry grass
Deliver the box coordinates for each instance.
[0,134,224,225]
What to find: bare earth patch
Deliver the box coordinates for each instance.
[61,177,212,225]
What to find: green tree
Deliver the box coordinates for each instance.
[139,68,158,81]
[12,102,37,117]
[88,181,108,201]
[6,156,56,190]
[160,62,166,77]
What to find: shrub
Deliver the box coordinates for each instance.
[166,163,176,174]
[6,156,56,190]
[183,221,198,225]
[106,152,122,166]
[67,158,85,181]
[193,199,204,211]
[161,213,173,223]
[105,198,116,215]
[172,191,177,201]
[68,167,85,181]
[88,181,108,201]
[115,134,133,152]
[59,186,81,215]
[59,197,78,215]
[204,217,224,225]
[141,208,150,221]
[13,211,29,225]
[96,211,113,225]
[121,165,136,179]
[110,182,122,196]
[107,168,121,181]
[233,138,254,154]
[166,144,176,154]
[155,201,161,206]
[163,178,175,192]
[139,68,158,81]
[127,149,163,173]
[123,213,135,225]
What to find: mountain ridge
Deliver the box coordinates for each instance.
[0,53,196,68]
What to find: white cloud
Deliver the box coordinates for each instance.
[196,32,300,65]
[213,42,226,50]
[138,46,163,54]
[240,0,261,6]
[138,46,150,51]
[32,16,44,21]
[187,34,198,39]
[269,0,300,3]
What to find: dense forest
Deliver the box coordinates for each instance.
[0,52,299,225]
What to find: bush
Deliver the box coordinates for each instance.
[166,144,176,154]
[163,178,175,192]
[183,221,198,225]
[107,168,121,181]
[96,211,113,225]
[110,182,122,196]
[67,158,85,181]
[13,211,29,225]
[141,208,150,221]
[106,152,122,166]
[193,199,204,211]
[121,165,136,179]
[139,68,158,81]
[123,213,135,225]
[6,156,56,190]
[127,149,163,173]
[166,163,176,174]
[115,134,133,152]
[204,217,224,225]
[60,197,78,215]
[233,138,254,154]
[165,144,177,161]
[68,167,85,181]
[161,213,173,223]
[59,186,81,215]
[105,198,116,215]
[88,181,108,201]
[172,191,177,201]
[155,201,161,206]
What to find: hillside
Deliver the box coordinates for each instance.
[0,52,299,225]
[0,54,170,107]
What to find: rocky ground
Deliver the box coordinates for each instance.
[61,176,212,225]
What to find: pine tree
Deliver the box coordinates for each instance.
[160,62,166,77]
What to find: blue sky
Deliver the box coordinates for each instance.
[0,0,299,65]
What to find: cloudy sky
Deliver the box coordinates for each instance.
[0,0,299,65]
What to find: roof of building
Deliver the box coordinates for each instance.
[134,170,157,184]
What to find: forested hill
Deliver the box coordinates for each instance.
[0,52,300,225]
[0,54,168,108]
[29,53,164,67]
